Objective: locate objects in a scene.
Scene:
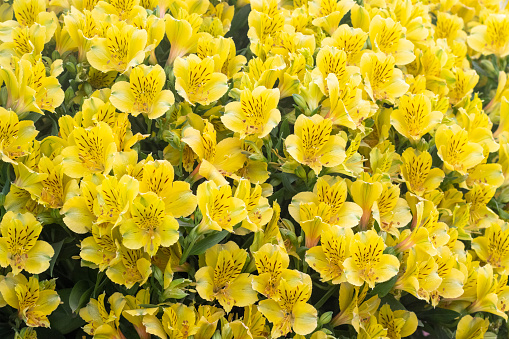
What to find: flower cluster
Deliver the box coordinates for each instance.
[2,0,509,338]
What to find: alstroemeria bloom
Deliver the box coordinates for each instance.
[391,94,443,143]
[182,120,246,185]
[401,148,445,196]
[80,292,126,338]
[110,64,174,119]
[195,242,258,313]
[222,86,281,139]
[174,55,228,106]
[120,192,179,257]
[285,114,346,175]
[289,176,363,228]
[252,243,290,298]
[0,108,37,163]
[258,270,317,338]
[377,304,418,339]
[306,225,354,284]
[106,246,152,288]
[369,15,415,66]
[233,178,273,233]
[455,315,489,339]
[467,13,509,58]
[0,274,60,328]
[360,52,409,104]
[0,211,54,275]
[472,223,509,275]
[435,124,484,175]
[61,122,118,178]
[143,303,198,339]
[196,180,247,233]
[87,21,148,73]
[321,24,368,66]
[344,230,400,288]
[139,160,197,218]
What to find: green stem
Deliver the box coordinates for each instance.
[314,284,339,310]
[179,231,198,265]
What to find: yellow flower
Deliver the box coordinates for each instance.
[298,202,332,248]
[110,64,175,119]
[93,174,139,227]
[80,292,126,338]
[285,114,346,175]
[348,173,383,231]
[258,270,317,338]
[63,8,101,62]
[401,148,445,196]
[309,0,355,36]
[61,175,101,234]
[435,12,465,43]
[143,303,198,339]
[467,13,509,58]
[322,73,372,130]
[290,176,362,228]
[233,178,273,233]
[391,94,443,143]
[455,315,489,339]
[80,225,119,271]
[229,305,268,339]
[106,245,152,288]
[164,11,208,65]
[174,55,229,106]
[0,24,46,64]
[360,52,409,104]
[376,183,412,237]
[182,120,246,185]
[446,68,479,105]
[87,21,148,73]
[196,180,247,233]
[9,0,57,42]
[311,46,361,95]
[222,86,281,139]
[344,230,400,288]
[369,15,415,65]
[122,289,158,339]
[472,223,509,275]
[395,250,442,303]
[0,107,37,163]
[95,0,145,22]
[331,283,380,328]
[306,225,354,284]
[435,124,484,175]
[194,305,224,339]
[358,316,388,339]
[0,211,54,275]
[377,304,418,339]
[195,241,258,313]
[61,122,118,178]
[465,264,508,320]
[252,243,290,298]
[139,159,197,218]
[321,24,368,66]
[0,274,60,328]
[120,192,179,257]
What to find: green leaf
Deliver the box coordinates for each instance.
[189,230,229,255]
[415,307,461,323]
[69,280,92,313]
[49,239,65,277]
[369,275,398,298]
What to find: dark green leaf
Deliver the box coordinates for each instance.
[369,275,397,298]
[49,239,65,277]
[69,280,92,313]
[189,230,229,255]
